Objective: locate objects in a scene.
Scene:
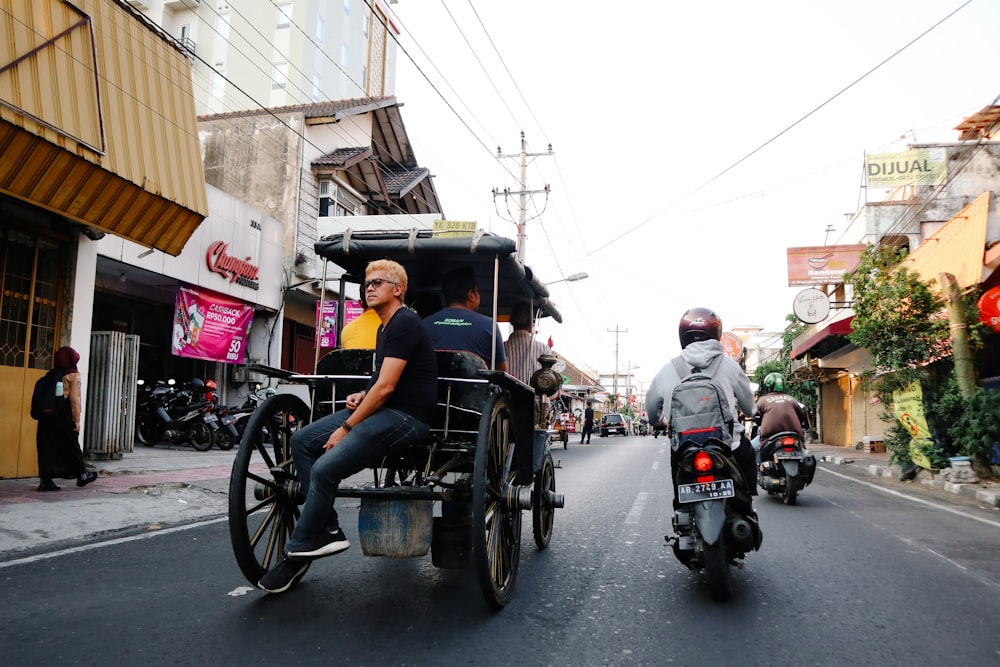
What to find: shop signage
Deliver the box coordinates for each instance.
[787,244,866,286]
[866,148,946,188]
[206,240,260,290]
[978,286,1000,332]
[172,287,254,363]
[720,332,744,360]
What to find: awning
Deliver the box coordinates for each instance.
[791,316,854,359]
[900,191,991,289]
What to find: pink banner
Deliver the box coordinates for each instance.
[316,300,339,349]
[172,287,254,363]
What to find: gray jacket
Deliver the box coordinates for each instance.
[645,339,756,449]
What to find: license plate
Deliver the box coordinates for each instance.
[677,479,735,503]
[203,413,218,424]
[775,452,802,460]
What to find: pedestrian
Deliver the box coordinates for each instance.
[257,259,438,594]
[504,302,548,384]
[423,267,508,372]
[34,346,98,491]
[580,404,594,444]
[340,289,380,349]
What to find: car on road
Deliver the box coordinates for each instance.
[599,413,628,437]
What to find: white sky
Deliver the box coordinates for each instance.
[387,0,999,392]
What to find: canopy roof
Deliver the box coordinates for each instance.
[314,229,563,323]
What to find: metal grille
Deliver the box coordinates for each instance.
[0,229,62,370]
[85,331,140,459]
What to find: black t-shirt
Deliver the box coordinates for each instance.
[367,307,438,424]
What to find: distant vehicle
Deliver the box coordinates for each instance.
[599,413,628,437]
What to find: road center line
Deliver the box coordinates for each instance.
[625,491,649,525]
[819,467,1000,529]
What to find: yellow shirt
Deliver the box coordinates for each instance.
[341,308,381,349]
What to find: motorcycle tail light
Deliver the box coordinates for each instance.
[780,436,796,446]
[693,451,713,473]
[696,475,716,483]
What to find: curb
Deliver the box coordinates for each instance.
[819,455,1000,508]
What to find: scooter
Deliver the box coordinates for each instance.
[666,438,762,602]
[211,384,276,450]
[135,378,216,451]
[757,431,817,505]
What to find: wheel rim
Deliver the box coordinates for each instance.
[136,417,162,446]
[228,394,311,585]
[472,393,521,608]
[532,455,555,550]
[190,422,213,451]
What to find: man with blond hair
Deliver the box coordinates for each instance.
[258,259,438,593]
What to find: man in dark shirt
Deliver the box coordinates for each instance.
[423,267,508,372]
[258,259,437,593]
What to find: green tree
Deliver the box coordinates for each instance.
[846,244,950,463]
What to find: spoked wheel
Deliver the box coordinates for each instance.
[532,453,556,549]
[781,475,798,506]
[704,541,732,602]
[189,421,214,452]
[472,392,522,609]
[229,393,311,587]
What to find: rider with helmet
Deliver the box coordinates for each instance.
[754,373,807,441]
[645,307,758,507]
[754,372,808,467]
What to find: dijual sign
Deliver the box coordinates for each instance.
[866,148,946,188]
[172,287,254,363]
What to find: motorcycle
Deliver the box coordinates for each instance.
[757,431,817,505]
[666,438,762,602]
[652,422,667,439]
[134,378,216,451]
[211,384,278,450]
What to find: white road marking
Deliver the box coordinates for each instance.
[0,517,227,569]
[625,492,649,525]
[820,467,1000,529]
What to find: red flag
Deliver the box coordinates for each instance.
[547,336,553,348]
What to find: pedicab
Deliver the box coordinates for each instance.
[228,229,565,608]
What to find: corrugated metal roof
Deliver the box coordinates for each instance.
[0,0,207,255]
[900,191,991,289]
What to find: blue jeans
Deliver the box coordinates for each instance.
[286,407,430,554]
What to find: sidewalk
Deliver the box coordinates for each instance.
[0,444,237,559]
[807,443,1000,508]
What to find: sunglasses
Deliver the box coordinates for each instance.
[364,278,398,291]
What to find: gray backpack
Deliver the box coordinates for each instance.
[668,355,732,450]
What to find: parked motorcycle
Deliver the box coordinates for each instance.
[211,384,275,451]
[757,431,817,505]
[134,378,216,451]
[666,438,762,601]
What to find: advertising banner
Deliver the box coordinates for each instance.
[891,381,934,469]
[316,300,339,349]
[787,244,866,286]
[866,148,946,188]
[172,287,254,363]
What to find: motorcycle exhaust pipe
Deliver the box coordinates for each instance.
[730,517,754,551]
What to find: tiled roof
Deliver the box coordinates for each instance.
[313,147,371,168]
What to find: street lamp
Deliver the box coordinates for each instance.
[545,272,589,286]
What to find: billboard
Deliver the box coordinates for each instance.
[787,244,866,287]
[172,287,254,363]
[866,148,946,188]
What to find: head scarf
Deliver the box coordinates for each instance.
[54,346,80,373]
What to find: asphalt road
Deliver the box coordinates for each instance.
[4,435,1000,666]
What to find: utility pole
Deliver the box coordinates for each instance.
[607,325,627,409]
[494,131,553,262]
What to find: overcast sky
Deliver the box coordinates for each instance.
[387,0,999,392]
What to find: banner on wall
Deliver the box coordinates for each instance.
[316,300,339,349]
[172,287,254,363]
